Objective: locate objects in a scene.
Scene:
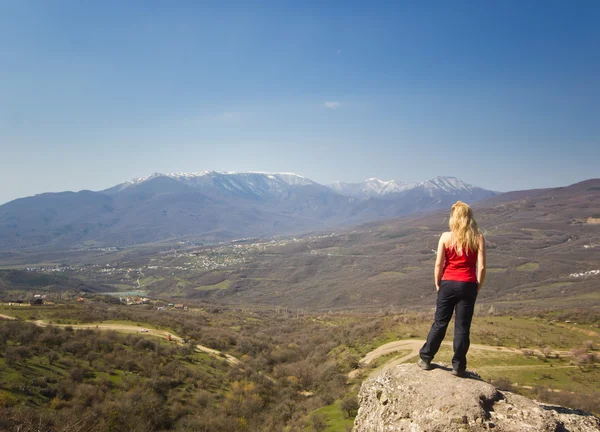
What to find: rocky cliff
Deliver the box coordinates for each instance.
[354,364,600,432]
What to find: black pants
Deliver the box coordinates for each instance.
[419,280,478,371]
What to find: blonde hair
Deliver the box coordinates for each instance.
[449,201,480,255]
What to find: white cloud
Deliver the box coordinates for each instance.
[324,101,342,110]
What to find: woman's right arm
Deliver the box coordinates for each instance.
[434,233,446,291]
[477,234,486,292]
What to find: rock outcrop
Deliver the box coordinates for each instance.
[354,364,600,432]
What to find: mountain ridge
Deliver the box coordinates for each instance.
[107,171,486,199]
[0,171,497,250]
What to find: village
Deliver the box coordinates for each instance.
[15,233,340,289]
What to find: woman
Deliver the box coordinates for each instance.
[418,201,486,377]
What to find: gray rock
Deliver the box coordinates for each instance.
[353,364,600,432]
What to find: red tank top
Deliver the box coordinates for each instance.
[442,245,478,282]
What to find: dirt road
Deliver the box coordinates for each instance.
[348,339,572,379]
[0,313,240,365]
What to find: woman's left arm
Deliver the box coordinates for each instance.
[434,234,446,291]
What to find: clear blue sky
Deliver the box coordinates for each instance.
[1,1,598,204]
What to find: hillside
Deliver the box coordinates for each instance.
[147,178,600,311]
[0,302,598,432]
[0,270,112,300]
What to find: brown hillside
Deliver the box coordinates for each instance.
[208,178,600,311]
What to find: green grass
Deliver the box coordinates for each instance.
[417,345,600,394]
[0,354,68,406]
[108,283,132,290]
[470,315,600,348]
[403,266,421,272]
[516,262,540,271]
[95,370,124,385]
[492,292,600,309]
[194,280,231,291]
[309,399,355,431]
[176,278,193,288]
[545,282,575,289]
[139,276,164,286]
[487,267,507,273]
[368,349,414,371]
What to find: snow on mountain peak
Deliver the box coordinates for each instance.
[421,176,473,193]
[111,171,318,198]
[329,178,409,198]
[123,171,311,185]
[328,176,483,199]
[114,171,484,201]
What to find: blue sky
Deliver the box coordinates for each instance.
[0,1,598,204]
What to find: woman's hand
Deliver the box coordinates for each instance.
[435,284,440,292]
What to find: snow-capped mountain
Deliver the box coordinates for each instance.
[329,176,486,199]
[418,176,477,195]
[107,171,319,199]
[0,171,497,250]
[329,178,410,198]
[111,172,487,201]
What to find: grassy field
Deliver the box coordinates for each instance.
[426,344,600,398]
[516,262,540,271]
[194,280,231,291]
[308,399,354,431]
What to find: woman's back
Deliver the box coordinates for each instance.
[443,242,478,282]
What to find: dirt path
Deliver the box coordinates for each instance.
[194,344,240,365]
[475,364,577,371]
[1,313,240,366]
[554,322,600,338]
[349,339,573,379]
[512,383,575,394]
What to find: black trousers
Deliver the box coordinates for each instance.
[419,280,478,371]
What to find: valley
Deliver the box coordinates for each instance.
[0,178,599,431]
[3,179,598,314]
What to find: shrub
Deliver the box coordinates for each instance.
[340,393,359,418]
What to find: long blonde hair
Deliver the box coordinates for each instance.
[449,201,480,255]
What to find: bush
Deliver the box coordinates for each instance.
[340,393,359,418]
[310,414,328,432]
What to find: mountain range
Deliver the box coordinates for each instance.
[0,171,496,250]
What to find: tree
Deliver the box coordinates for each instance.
[47,350,59,365]
[340,393,359,418]
[223,380,264,419]
[571,347,594,371]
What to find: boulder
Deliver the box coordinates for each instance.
[354,364,600,432]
